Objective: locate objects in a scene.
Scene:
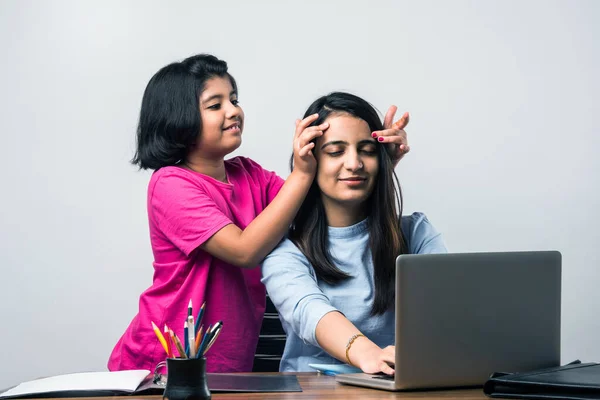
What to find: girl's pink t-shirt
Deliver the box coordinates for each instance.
[108,157,284,372]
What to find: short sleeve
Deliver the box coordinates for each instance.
[237,157,284,204]
[266,172,284,204]
[402,212,448,254]
[150,172,233,256]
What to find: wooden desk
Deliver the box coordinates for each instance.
[157,373,485,400]
[21,373,487,400]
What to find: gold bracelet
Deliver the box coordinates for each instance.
[345,333,365,366]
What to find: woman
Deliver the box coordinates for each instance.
[261,92,447,375]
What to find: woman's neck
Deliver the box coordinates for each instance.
[183,155,227,183]
[321,197,367,227]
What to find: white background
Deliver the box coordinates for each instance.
[0,0,598,389]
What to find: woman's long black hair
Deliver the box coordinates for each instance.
[289,92,408,315]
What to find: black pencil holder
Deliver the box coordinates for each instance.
[163,357,211,400]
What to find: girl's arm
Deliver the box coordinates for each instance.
[201,114,328,268]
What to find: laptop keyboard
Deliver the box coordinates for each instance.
[372,373,395,381]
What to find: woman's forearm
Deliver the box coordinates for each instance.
[315,311,395,374]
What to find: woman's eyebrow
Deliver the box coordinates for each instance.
[320,140,347,150]
[358,139,377,145]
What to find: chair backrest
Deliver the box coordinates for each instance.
[252,294,286,372]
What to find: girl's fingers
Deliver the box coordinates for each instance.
[378,139,408,154]
[301,125,326,142]
[295,114,320,137]
[298,142,315,157]
[383,105,398,129]
[376,130,408,149]
[304,123,328,136]
[296,123,327,149]
[374,128,406,139]
[392,112,410,130]
[374,112,410,137]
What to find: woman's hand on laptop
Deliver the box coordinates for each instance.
[349,340,396,375]
[315,312,396,375]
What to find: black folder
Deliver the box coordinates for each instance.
[484,360,600,400]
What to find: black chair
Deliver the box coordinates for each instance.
[253,294,286,372]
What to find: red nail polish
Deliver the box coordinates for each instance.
[371,133,377,138]
[378,137,384,142]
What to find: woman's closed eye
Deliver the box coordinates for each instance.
[326,147,377,157]
[359,145,377,156]
[326,150,344,157]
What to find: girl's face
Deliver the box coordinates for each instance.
[196,76,244,157]
[314,113,379,215]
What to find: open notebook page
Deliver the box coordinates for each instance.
[0,370,150,398]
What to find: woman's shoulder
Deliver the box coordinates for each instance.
[263,237,312,266]
[268,237,306,257]
[400,212,432,231]
[261,237,318,282]
[400,212,448,254]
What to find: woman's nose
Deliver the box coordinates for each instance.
[344,152,364,171]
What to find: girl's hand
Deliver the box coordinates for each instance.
[292,114,328,176]
[371,105,410,167]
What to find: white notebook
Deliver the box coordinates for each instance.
[0,370,153,399]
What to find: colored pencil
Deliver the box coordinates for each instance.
[151,321,169,355]
[164,324,173,358]
[194,302,205,334]
[195,325,204,354]
[170,329,187,358]
[197,324,212,356]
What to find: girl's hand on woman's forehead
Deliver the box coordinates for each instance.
[291,113,328,176]
[371,105,411,167]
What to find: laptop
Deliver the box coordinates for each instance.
[336,251,561,391]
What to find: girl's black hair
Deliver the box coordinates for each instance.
[131,54,237,170]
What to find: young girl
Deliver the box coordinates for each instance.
[261,92,447,375]
[108,54,410,372]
